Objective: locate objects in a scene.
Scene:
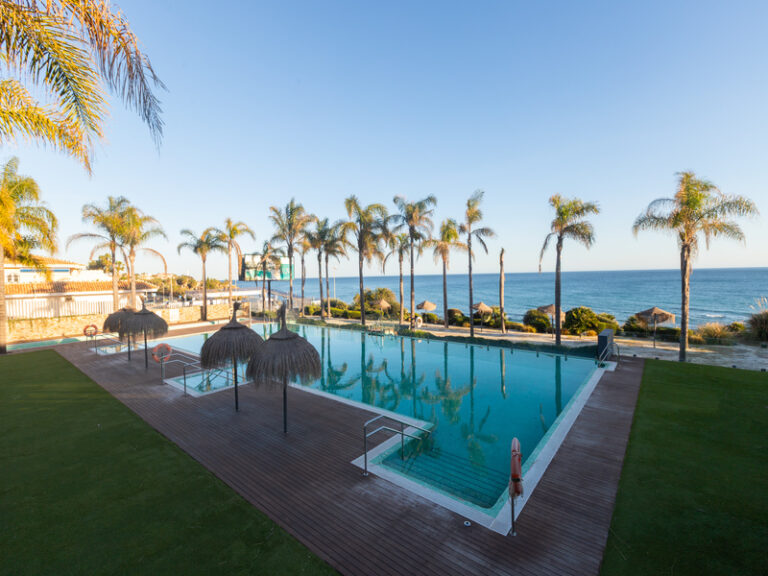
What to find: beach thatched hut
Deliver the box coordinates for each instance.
[103,307,136,360]
[636,306,676,348]
[124,301,168,369]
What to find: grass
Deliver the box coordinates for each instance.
[601,360,768,575]
[0,350,335,576]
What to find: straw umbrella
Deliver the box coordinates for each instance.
[375,298,391,318]
[417,300,436,323]
[472,302,492,331]
[636,307,676,349]
[246,304,321,434]
[125,300,169,369]
[103,307,135,361]
[538,304,566,338]
[200,302,264,411]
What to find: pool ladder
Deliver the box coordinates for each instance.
[362,414,432,476]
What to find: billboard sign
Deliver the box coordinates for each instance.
[240,255,292,281]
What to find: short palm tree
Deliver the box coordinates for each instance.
[254,240,284,319]
[297,233,312,316]
[460,190,495,337]
[322,220,351,317]
[383,232,410,325]
[305,218,330,319]
[177,229,226,321]
[425,219,466,329]
[539,195,599,345]
[67,195,130,312]
[344,196,388,326]
[121,205,166,308]
[0,157,57,353]
[392,195,437,328]
[270,199,312,311]
[633,172,757,361]
[218,218,255,308]
[0,0,164,171]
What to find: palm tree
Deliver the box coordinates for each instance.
[392,195,437,329]
[269,199,312,311]
[67,196,129,312]
[0,157,57,353]
[0,1,164,172]
[297,234,312,316]
[539,195,599,345]
[219,218,255,309]
[254,240,283,319]
[121,205,166,308]
[425,219,466,329]
[460,190,495,337]
[383,233,410,325]
[344,196,388,326]
[322,220,351,317]
[177,229,226,321]
[305,218,330,319]
[633,173,757,361]
[499,247,506,334]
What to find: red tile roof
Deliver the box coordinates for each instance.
[5,280,158,296]
[7,256,84,268]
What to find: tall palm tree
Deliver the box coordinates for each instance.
[460,190,495,337]
[0,0,164,171]
[177,229,226,321]
[425,219,466,329]
[392,195,437,329]
[269,199,312,311]
[305,218,330,319]
[322,220,351,317]
[633,172,757,361]
[67,195,129,311]
[297,234,312,316]
[254,240,283,319]
[539,195,599,345]
[499,247,506,334]
[121,205,166,308]
[218,218,255,308]
[0,157,57,353]
[344,196,387,326]
[383,233,410,325]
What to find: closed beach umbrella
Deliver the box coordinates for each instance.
[417,300,437,312]
[125,301,169,370]
[636,307,676,348]
[375,299,391,317]
[509,437,523,536]
[472,302,492,331]
[246,304,321,434]
[103,307,136,361]
[200,303,264,412]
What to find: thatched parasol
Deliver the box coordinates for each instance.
[636,307,676,348]
[125,300,169,369]
[246,303,321,434]
[538,304,565,339]
[472,302,493,331]
[103,307,136,361]
[417,300,436,312]
[200,303,264,412]
[375,298,391,310]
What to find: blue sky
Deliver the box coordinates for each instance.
[5,0,767,279]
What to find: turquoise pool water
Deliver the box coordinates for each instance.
[160,324,596,510]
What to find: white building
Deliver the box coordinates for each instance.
[4,256,111,284]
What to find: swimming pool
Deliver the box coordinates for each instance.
[157,323,599,520]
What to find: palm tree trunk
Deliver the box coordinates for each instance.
[227,243,233,309]
[129,248,137,308]
[680,244,691,362]
[110,244,119,311]
[499,248,506,334]
[0,248,8,354]
[409,236,415,329]
[358,247,365,326]
[442,258,449,329]
[325,253,331,318]
[262,264,267,320]
[468,232,474,337]
[300,252,306,316]
[317,252,325,320]
[201,257,208,321]
[399,254,404,325]
[288,244,294,310]
[555,238,563,346]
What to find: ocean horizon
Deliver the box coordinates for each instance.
[236,266,768,328]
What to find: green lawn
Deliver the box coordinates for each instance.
[602,360,768,576]
[0,350,335,576]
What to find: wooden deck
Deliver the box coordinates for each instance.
[57,339,644,576]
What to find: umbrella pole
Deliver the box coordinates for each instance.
[653,318,657,349]
[144,329,148,370]
[283,374,288,434]
[511,496,516,536]
[127,335,131,361]
[233,353,239,412]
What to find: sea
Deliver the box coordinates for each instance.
[236,267,768,328]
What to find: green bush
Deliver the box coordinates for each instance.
[655,326,681,342]
[623,315,648,334]
[327,299,347,310]
[344,310,361,320]
[596,313,620,332]
[523,309,551,333]
[582,329,598,337]
[696,322,733,343]
[422,312,439,324]
[505,321,525,331]
[727,322,746,333]
[460,320,471,328]
[329,307,345,318]
[447,309,465,325]
[748,310,768,341]
[564,307,599,334]
[688,333,705,345]
[303,305,320,316]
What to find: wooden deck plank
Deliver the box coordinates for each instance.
[54,337,644,576]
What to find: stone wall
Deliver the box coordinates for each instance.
[7,302,247,343]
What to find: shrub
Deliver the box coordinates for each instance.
[688,333,705,345]
[523,309,551,333]
[447,309,465,325]
[344,310,361,320]
[748,298,768,341]
[422,313,439,324]
[461,320,471,328]
[564,307,599,334]
[505,321,525,331]
[303,305,320,316]
[596,313,620,332]
[583,330,598,337]
[696,322,733,342]
[329,307,345,318]
[328,299,347,310]
[727,322,745,333]
[656,326,680,342]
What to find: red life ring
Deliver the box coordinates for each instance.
[83,324,98,337]
[152,343,172,363]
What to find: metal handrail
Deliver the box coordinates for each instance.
[597,342,619,366]
[362,414,431,476]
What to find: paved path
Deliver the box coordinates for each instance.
[58,340,644,576]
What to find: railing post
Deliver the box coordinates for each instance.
[400,422,405,460]
[363,425,369,477]
[183,366,187,396]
